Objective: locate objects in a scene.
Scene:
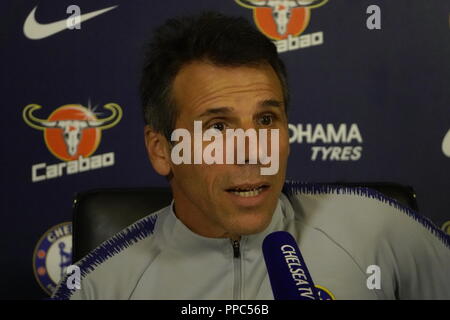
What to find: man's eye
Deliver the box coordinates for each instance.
[210,122,227,132]
[259,114,273,126]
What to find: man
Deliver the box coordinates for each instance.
[52,12,450,300]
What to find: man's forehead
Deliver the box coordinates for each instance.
[172,60,284,114]
[197,99,284,119]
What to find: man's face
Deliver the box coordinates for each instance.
[163,61,289,239]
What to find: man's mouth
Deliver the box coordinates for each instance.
[226,184,270,198]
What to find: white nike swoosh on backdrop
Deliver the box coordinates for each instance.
[442,129,450,157]
[23,5,118,40]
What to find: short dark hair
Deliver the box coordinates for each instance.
[140,11,289,139]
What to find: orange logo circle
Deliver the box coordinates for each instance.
[23,103,122,162]
[253,7,310,40]
[44,105,101,161]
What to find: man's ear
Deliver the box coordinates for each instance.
[144,125,171,176]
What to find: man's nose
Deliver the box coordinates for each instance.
[236,122,259,165]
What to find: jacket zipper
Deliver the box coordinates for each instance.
[232,239,242,300]
[232,240,240,258]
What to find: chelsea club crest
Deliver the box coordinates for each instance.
[33,222,72,295]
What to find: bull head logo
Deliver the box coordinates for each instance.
[236,0,327,37]
[23,103,122,160]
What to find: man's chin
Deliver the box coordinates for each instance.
[225,211,274,237]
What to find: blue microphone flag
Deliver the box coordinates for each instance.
[262,231,319,300]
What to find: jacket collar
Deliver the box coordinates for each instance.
[162,194,290,255]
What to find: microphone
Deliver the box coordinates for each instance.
[262,231,319,300]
